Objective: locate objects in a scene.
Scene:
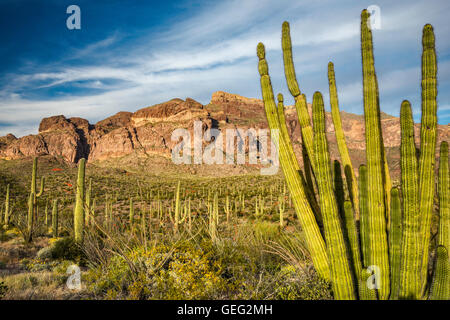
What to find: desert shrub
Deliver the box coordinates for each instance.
[273,265,332,300]
[85,241,236,299]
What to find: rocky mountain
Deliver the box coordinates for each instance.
[0,91,448,178]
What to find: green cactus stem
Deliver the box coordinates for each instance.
[399,100,421,299]
[389,187,402,300]
[361,9,390,299]
[312,91,355,299]
[328,62,359,221]
[438,141,449,252]
[257,42,329,281]
[4,184,10,226]
[27,157,45,243]
[52,199,58,238]
[74,158,86,244]
[418,24,438,293]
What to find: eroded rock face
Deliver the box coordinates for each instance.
[0,91,448,180]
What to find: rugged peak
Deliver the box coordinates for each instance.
[211,91,263,106]
[69,117,91,129]
[96,111,133,129]
[131,97,205,126]
[38,115,74,133]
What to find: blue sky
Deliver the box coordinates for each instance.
[0,0,449,137]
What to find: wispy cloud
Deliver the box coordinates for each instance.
[0,0,448,137]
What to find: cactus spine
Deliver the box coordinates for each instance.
[74,158,86,244]
[27,157,45,242]
[312,92,355,299]
[257,42,329,280]
[418,24,438,293]
[360,10,390,299]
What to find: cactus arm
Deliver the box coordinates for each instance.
[328,62,359,221]
[257,42,329,280]
[312,91,356,299]
[418,24,438,294]
[281,21,301,97]
[277,94,321,221]
[36,177,45,198]
[360,9,390,299]
[74,158,86,244]
[398,100,421,299]
[389,187,402,300]
[129,197,134,225]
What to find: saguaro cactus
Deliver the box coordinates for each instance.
[52,199,58,238]
[74,158,86,244]
[4,184,10,226]
[27,157,45,242]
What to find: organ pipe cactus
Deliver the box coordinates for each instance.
[74,158,86,244]
[418,24,438,293]
[312,92,355,299]
[27,157,45,242]
[257,9,446,300]
[328,62,359,220]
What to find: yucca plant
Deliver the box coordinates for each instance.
[256,9,448,300]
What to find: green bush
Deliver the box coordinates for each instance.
[85,242,236,299]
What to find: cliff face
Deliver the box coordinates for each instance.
[0,91,448,177]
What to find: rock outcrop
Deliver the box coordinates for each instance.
[0,91,448,178]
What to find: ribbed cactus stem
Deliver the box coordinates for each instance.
[389,187,402,300]
[361,9,390,299]
[438,141,449,251]
[429,246,449,300]
[257,42,329,280]
[281,21,300,97]
[312,91,355,299]
[52,199,58,238]
[4,184,10,226]
[74,158,86,244]
[85,178,92,226]
[129,197,134,226]
[328,62,359,221]
[343,200,362,288]
[399,100,421,299]
[418,24,438,293]
[358,165,369,267]
[27,157,45,242]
